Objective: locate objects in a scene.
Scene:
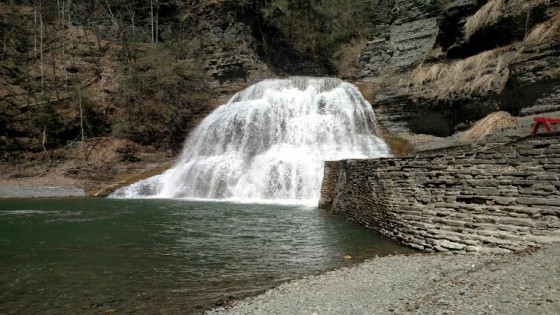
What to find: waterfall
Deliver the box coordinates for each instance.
[110,77,391,204]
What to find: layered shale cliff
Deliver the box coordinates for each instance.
[359,0,560,138]
[320,132,560,253]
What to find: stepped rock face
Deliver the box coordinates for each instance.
[186,1,333,86]
[360,18,439,78]
[362,0,560,137]
[359,0,442,78]
[320,132,560,253]
[1,0,559,163]
[505,48,560,116]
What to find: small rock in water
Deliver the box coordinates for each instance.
[343,255,352,260]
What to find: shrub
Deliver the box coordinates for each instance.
[261,0,376,60]
[113,47,210,150]
[380,130,414,157]
[407,48,513,102]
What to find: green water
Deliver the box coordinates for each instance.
[0,198,415,314]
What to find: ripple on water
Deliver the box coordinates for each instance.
[0,198,416,314]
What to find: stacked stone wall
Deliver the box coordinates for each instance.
[320,133,560,254]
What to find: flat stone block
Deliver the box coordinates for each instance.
[433,245,450,252]
[409,243,425,250]
[512,180,536,186]
[463,239,479,246]
[539,208,560,216]
[425,238,437,245]
[465,245,480,252]
[473,215,498,224]
[473,188,499,196]
[517,197,560,206]
[505,172,534,177]
[437,219,465,228]
[498,217,535,227]
[537,174,559,181]
[477,230,495,236]
[502,205,540,215]
[548,222,560,228]
[495,197,516,205]
[437,239,466,250]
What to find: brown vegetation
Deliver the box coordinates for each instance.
[464,0,551,40]
[523,10,560,46]
[407,49,513,102]
[261,0,378,60]
[0,1,215,166]
[460,111,518,142]
[333,38,368,79]
[355,81,377,104]
[380,131,414,157]
[464,0,505,40]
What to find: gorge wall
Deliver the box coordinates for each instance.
[359,0,560,137]
[319,132,560,254]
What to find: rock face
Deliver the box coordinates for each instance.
[185,1,333,86]
[361,0,560,137]
[320,132,560,254]
[359,0,441,78]
[360,18,439,78]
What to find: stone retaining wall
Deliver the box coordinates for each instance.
[319,133,560,254]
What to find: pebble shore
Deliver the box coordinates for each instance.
[0,186,86,198]
[208,245,560,315]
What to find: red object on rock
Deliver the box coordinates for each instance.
[531,117,560,136]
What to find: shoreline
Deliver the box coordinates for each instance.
[208,244,560,314]
[0,185,86,198]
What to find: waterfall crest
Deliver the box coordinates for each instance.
[111,77,390,204]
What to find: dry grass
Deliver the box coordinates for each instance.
[523,11,560,46]
[464,0,505,39]
[355,81,377,104]
[87,161,172,197]
[464,0,551,39]
[510,0,550,12]
[380,131,415,157]
[407,49,512,102]
[460,111,518,142]
[333,38,368,79]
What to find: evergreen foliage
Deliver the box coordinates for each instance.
[113,48,210,150]
[262,0,377,59]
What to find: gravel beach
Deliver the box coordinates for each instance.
[208,245,560,315]
[0,185,86,198]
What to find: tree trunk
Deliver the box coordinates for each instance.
[79,81,84,144]
[62,0,67,89]
[39,2,44,94]
[151,0,154,43]
[67,0,72,26]
[42,128,52,166]
[34,3,37,53]
[41,21,60,100]
[155,0,159,45]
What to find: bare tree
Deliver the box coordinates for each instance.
[151,0,154,42]
[151,0,159,44]
[39,0,44,94]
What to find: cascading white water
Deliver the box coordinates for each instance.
[111,77,391,204]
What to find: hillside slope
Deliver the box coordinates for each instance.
[1,0,560,193]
